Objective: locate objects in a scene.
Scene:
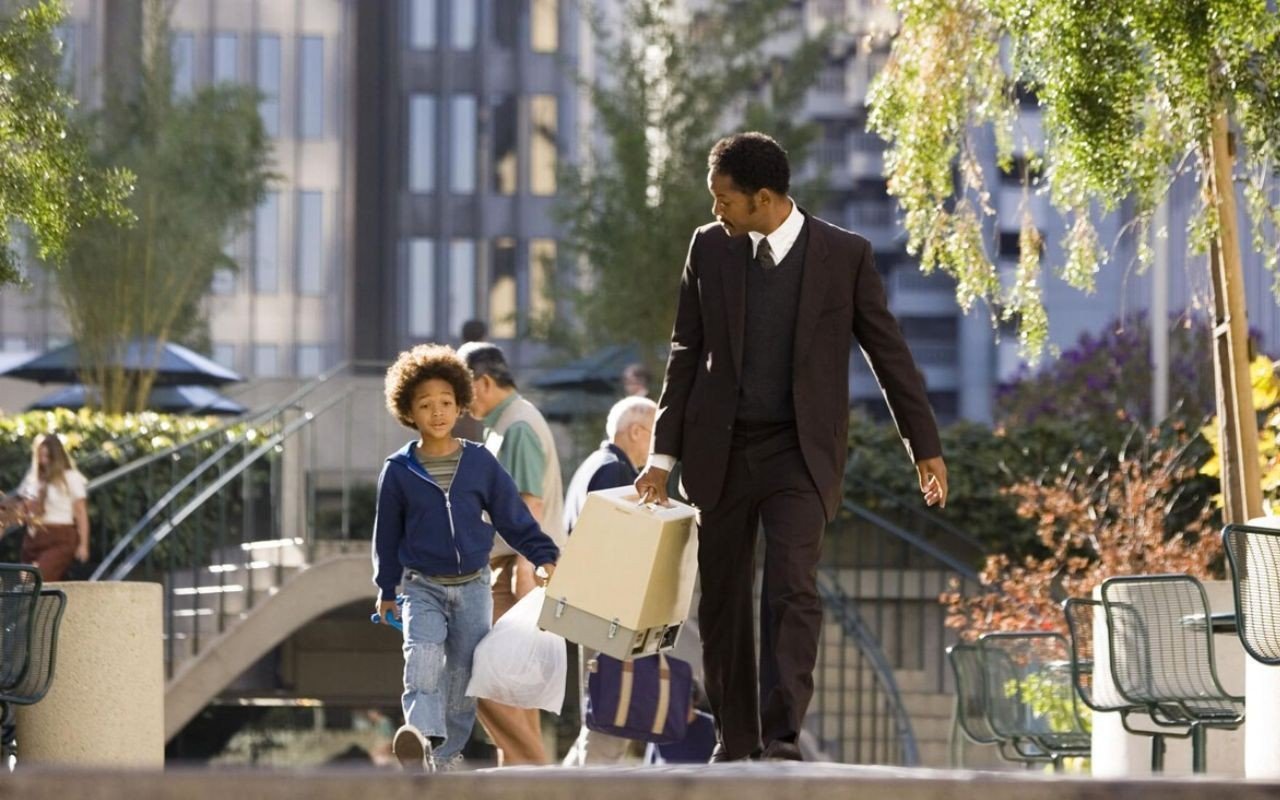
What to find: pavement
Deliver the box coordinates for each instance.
[2,763,1279,800]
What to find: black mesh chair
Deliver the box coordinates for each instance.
[1223,523,1280,665]
[946,642,1050,767]
[977,632,1091,771]
[1100,574,1245,773]
[1063,597,1183,771]
[0,565,41,693]
[0,588,65,769]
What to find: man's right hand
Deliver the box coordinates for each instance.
[635,466,671,506]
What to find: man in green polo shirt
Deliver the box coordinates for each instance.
[458,342,566,766]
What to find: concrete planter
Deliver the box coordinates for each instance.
[15,581,163,767]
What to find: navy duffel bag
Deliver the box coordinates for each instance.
[585,652,692,743]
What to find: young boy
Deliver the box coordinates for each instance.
[373,344,559,771]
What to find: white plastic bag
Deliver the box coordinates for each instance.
[466,587,567,713]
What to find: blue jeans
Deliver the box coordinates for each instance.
[401,567,493,759]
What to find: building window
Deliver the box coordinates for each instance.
[492,95,518,195]
[529,95,557,196]
[449,240,477,333]
[296,191,324,295]
[212,343,236,370]
[257,35,281,136]
[531,0,558,52]
[298,37,324,139]
[899,316,958,340]
[171,33,195,96]
[490,238,518,338]
[409,0,437,49]
[817,125,846,169]
[254,193,280,293]
[493,0,518,49]
[450,95,477,194]
[53,23,76,89]
[213,33,239,83]
[408,238,436,336]
[451,0,476,50]
[3,335,29,354]
[252,344,280,377]
[529,239,556,324]
[999,154,1044,185]
[817,63,845,93]
[296,345,325,377]
[409,95,436,192]
[211,268,236,295]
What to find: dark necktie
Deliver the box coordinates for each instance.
[756,239,776,270]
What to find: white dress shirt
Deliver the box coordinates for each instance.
[646,200,803,473]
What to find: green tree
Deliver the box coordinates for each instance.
[552,0,829,366]
[0,0,132,287]
[49,1,273,413]
[868,0,1280,523]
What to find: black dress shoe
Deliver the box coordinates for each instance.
[710,744,763,763]
[761,739,803,761]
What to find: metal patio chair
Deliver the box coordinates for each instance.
[1062,596,1188,771]
[946,642,1051,767]
[1223,523,1280,665]
[977,631,1091,771]
[1099,574,1245,773]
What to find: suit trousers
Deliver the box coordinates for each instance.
[476,554,549,765]
[696,421,826,759]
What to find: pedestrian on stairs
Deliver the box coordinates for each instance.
[373,344,560,772]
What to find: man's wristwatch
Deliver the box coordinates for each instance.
[535,564,552,585]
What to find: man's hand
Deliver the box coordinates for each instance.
[635,466,671,506]
[375,598,399,621]
[535,563,556,587]
[917,457,948,509]
[75,542,89,563]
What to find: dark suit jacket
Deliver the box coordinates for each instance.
[652,211,941,522]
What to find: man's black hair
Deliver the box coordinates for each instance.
[708,132,791,196]
[457,341,517,389]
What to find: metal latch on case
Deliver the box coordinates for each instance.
[608,618,620,639]
[554,598,567,619]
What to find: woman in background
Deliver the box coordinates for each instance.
[15,433,90,581]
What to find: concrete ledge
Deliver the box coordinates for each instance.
[1,765,1279,800]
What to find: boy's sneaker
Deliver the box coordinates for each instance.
[432,753,465,772]
[392,724,434,771]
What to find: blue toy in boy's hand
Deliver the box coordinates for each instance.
[370,596,405,631]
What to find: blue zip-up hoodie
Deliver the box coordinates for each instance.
[372,440,559,600]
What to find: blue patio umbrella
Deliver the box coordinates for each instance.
[0,338,241,386]
[529,344,641,393]
[26,384,247,416]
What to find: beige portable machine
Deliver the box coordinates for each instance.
[538,486,699,660]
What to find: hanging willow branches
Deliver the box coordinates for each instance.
[868,0,1280,360]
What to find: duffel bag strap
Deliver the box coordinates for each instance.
[651,653,672,736]
[614,660,635,728]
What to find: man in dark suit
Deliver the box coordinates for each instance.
[634,132,948,763]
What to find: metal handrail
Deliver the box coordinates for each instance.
[815,568,920,765]
[843,472,986,557]
[841,498,981,581]
[104,388,352,581]
[86,361,352,492]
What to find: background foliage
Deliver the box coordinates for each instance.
[552,0,828,369]
[996,314,1218,429]
[48,0,272,413]
[0,0,132,287]
[868,0,1280,361]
